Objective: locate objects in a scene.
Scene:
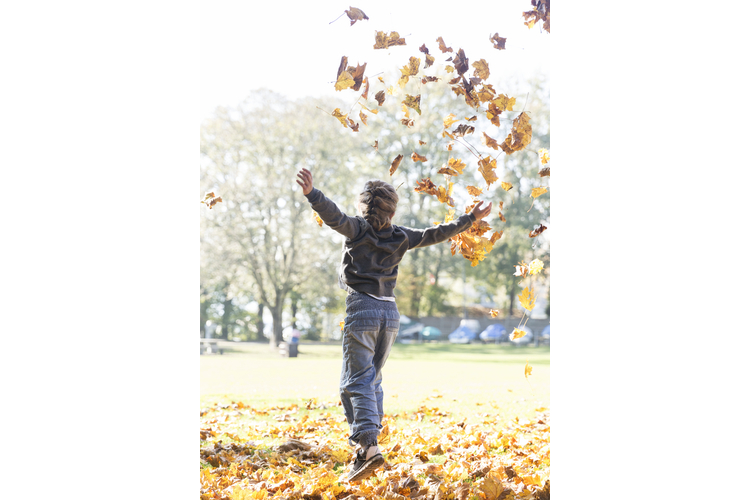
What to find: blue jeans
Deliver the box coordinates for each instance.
[340,292,400,448]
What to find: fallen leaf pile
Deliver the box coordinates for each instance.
[200,399,550,500]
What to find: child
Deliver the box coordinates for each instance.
[296,167,492,481]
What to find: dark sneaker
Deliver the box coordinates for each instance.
[346,446,385,482]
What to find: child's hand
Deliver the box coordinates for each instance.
[296,168,313,195]
[471,200,493,221]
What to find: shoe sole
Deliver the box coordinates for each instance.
[347,454,385,482]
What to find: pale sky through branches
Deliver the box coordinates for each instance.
[200,0,550,121]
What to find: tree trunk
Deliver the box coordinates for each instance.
[269,305,284,348]
[221,298,232,340]
[256,303,265,341]
[508,279,516,318]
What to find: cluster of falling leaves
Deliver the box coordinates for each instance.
[200,399,550,500]
[323,7,551,268]
[523,1,551,33]
[202,192,223,210]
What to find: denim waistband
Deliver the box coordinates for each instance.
[346,291,398,314]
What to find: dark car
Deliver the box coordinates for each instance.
[479,324,508,343]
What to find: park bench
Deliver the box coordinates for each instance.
[200,339,223,355]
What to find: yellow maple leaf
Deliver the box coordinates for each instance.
[334,71,355,91]
[443,113,460,129]
[331,108,349,128]
[472,59,490,80]
[339,320,345,331]
[538,148,550,164]
[387,85,397,95]
[529,259,544,275]
[531,187,548,198]
[374,30,406,49]
[510,327,527,340]
[518,287,536,311]
[489,309,499,318]
[312,211,323,227]
[500,111,532,154]
[500,182,513,191]
[467,185,483,197]
[525,362,533,379]
[447,157,466,174]
[478,156,498,187]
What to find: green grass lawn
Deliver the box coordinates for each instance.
[201,341,549,423]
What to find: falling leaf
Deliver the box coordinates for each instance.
[418,140,426,145]
[500,112,532,154]
[444,65,455,73]
[414,178,439,196]
[374,31,406,49]
[446,141,455,150]
[411,152,427,162]
[490,231,503,243]
[390,154,404,176]
[498,210,506,222]
[421,76,439,84]
[347,117,359,132]
[525,362,533,379]
[359,110,368,125]
[478,156,498,187]
[467,186,483,198]
[489,309,499,318]
[490,33,507,50]
[446,157,466,174]
[523,0,550,32]
[360,103,378,114]
[345,6,369,25]
[510,328,527,340]
[403,94,421,115]
[372,140,379,150]
[312,211,323,227]
[334,71,354,91]
[436,36,453,53]
[452,48,469,75]
[514,262,529,277]
[539,166,550,177]
[529,259,544,275]
[500,182,513,191]
[347,62,367,91]
[375,90,386,106]
[331,108,348,128]
[401,118,415,128]
[443,113,460,129]
[518,287,536,311]
[538,148,550,165]
[529,224,547,238]
[451,124,475,137]
[472,59,490,80]
[398,56,421,87]
[437,166,457,176]
[340,320,345,331]
[482,132,500,150]
[531,187,548,199]
[387,85,397,95]
[201,192,223,209]
[361,76,369,99]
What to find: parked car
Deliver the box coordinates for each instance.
[420,326,443,342]
[448,319,482,344]
[397,315,424,343]
[510,324,534,345]
[538,324,550,345]
[479,324,507,344]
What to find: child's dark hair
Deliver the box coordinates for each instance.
[358,180,399,231]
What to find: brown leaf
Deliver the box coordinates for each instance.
[437,166,457,176]
[331,108,349,128]
[401,118,414,128]
[482,132,500,150]
[451,124,475,137]
[436,36,453,53]
[539,166,550,177]
[361,76,369,100]
[472,59,490,80]
[411,152,427,162]
[347,62,367,91]
[390,154,404,176]
[414,178,439,196]
[490,231,503,243]
[499,112,532,154]
[372,140,379,151]
[403,94,421,115]
[359,110,368,125]
[201,192,223,209]
[498,210,506,222]
[374,31,406,49]
[490,33,507,50]
[452,48,469,74]
[529,224,547,238]
[345,6,369,25]
[375,90,386,106]
[422,76,439,84]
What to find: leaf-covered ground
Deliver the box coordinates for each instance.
[200,397,550,500]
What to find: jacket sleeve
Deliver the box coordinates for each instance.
[400,213,476,249]
[304,188,363,240]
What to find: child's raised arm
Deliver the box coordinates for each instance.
[297,168,363,240]
[402,201,493,249]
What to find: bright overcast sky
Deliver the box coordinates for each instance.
[200,0,549,121]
